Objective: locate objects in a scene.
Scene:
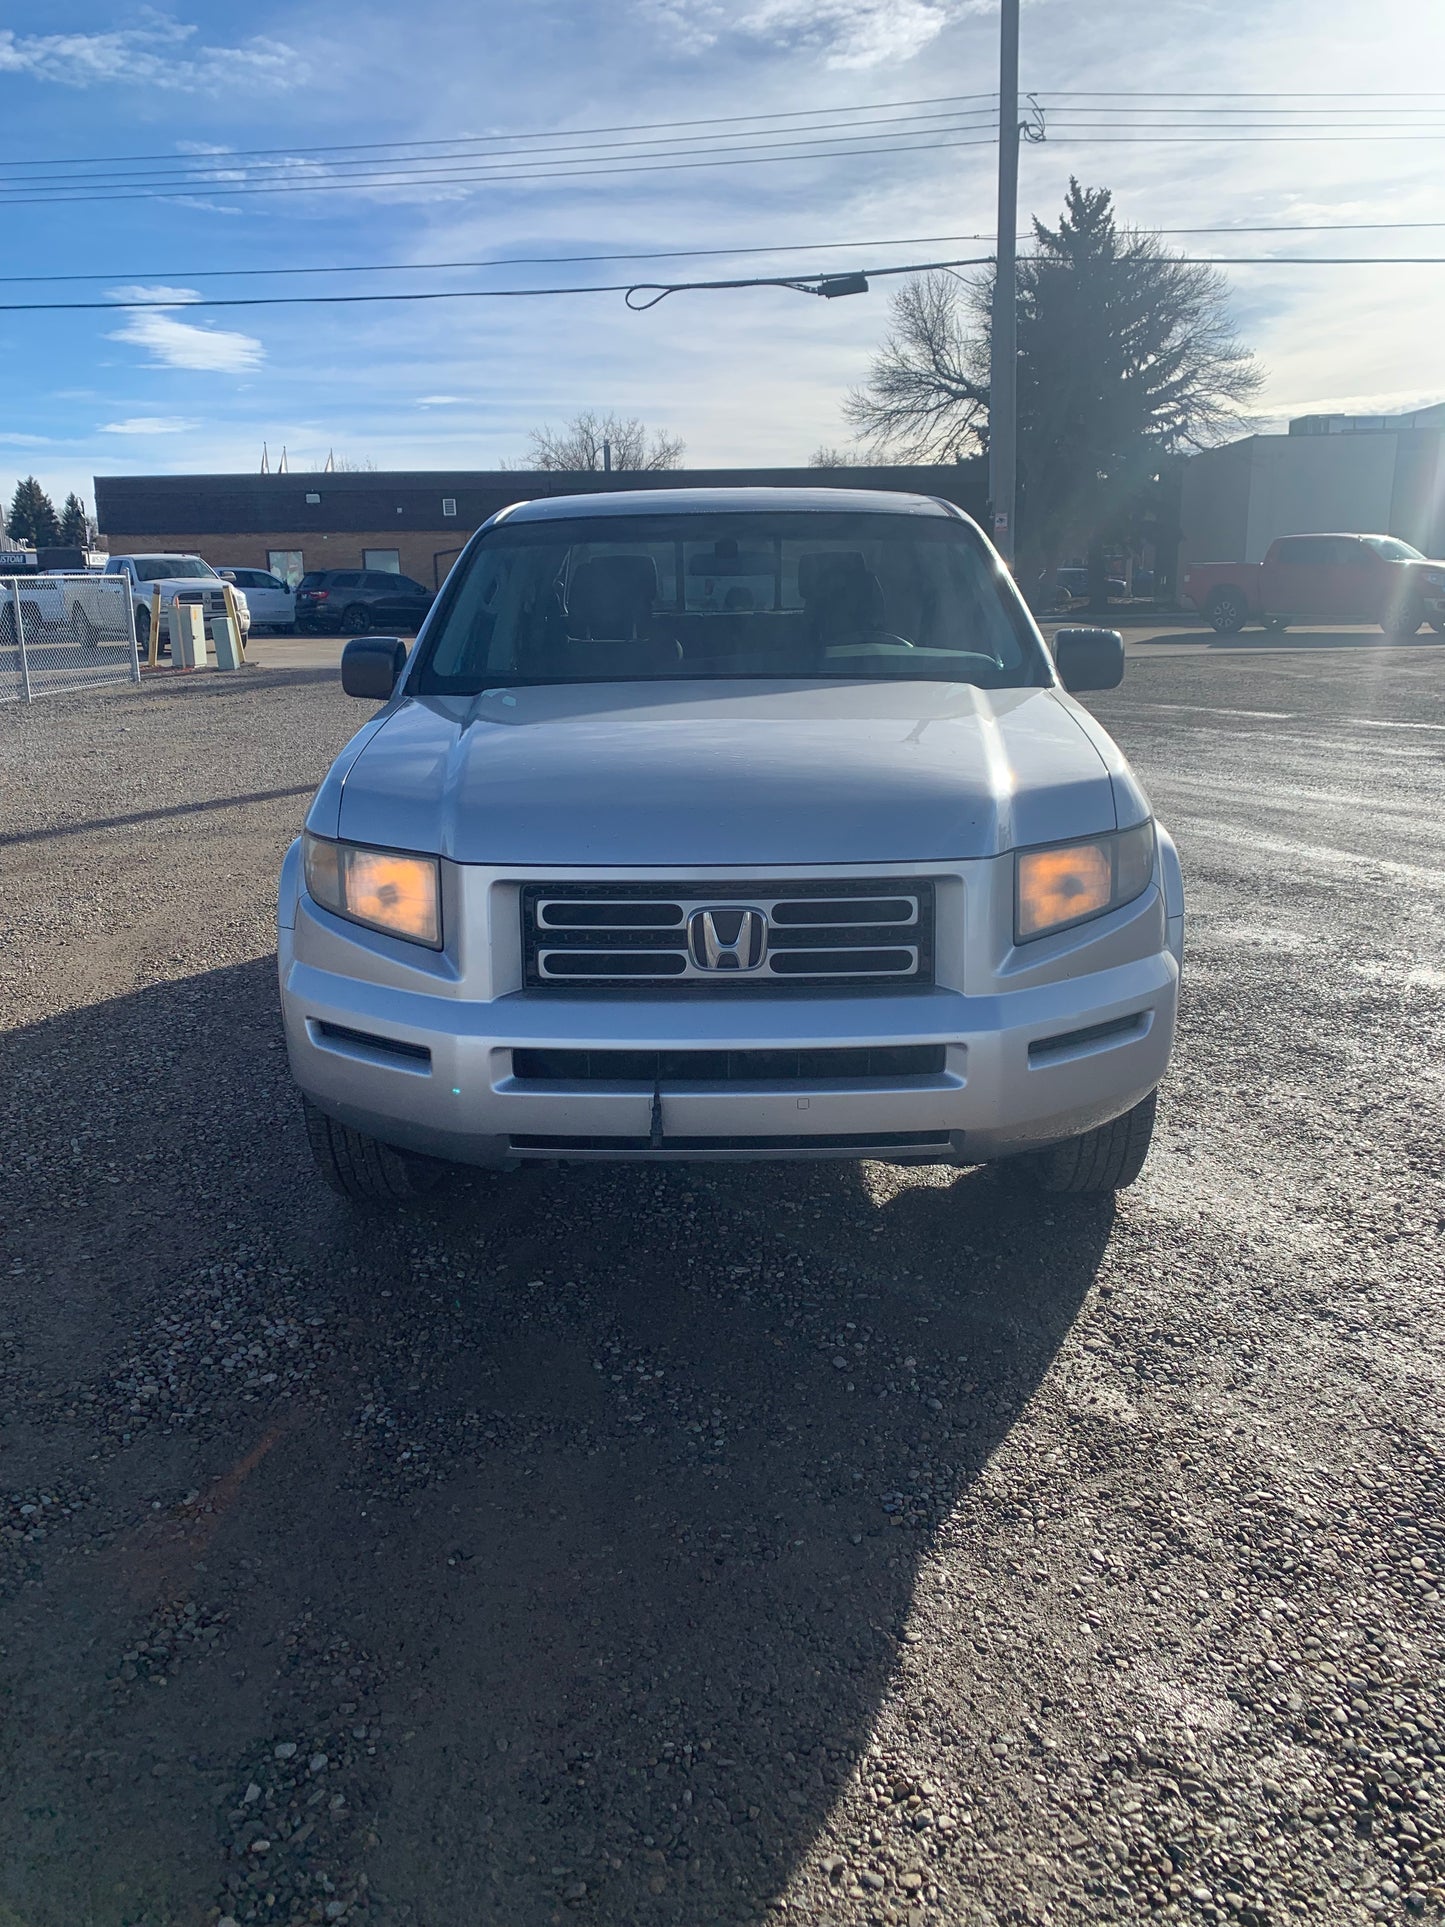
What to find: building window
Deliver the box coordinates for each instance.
[363,549,401,574]
[268,549,304,587]
[305,491,322,505]
[442,497,457,518]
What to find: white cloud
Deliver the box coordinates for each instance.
[643,0,982,67]
[108,309,264,373]
[417,394,465,406]
[106,284,203,307]
[0,8,304,91]
[0,431,52,446]
[100,417,200,435]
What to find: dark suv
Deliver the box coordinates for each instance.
[295,570,434,635]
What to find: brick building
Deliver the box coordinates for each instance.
[92,464,987,589]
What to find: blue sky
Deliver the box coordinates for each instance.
[2,0,1443,516]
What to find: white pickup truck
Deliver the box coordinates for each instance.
[102,553,249,649]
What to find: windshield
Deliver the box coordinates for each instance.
[1362,536,1424,562]
[418,511,1046,692]
[132,557,218,582]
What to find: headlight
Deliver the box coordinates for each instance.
[1015,821,1156,942]
[303,833,441,948]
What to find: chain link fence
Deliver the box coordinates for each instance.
[0,574,140,703]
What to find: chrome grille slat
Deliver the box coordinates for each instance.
[522,880,935,989]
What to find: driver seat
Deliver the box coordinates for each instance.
[798,551,885,652]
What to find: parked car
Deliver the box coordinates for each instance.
[219,567,295,634]
[294,569,434,635]
[1044,566,1129,610]
[6,571,110,649]
[102,553,249,651]
[279,488,1184,1206]
[1182,533,1445,635]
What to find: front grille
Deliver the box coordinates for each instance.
[511,1045,945,1084]
[522,880,935,989]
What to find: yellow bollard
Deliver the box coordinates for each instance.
[147,585,162,668]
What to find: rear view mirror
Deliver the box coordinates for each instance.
[1053,626,1124,692]
[341,635,407,700]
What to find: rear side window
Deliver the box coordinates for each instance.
[1274,537,1329,566]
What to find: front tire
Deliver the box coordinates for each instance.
[1382,599,1424,638]
[303,1097,446,1204]
[1018,1089,1158,1194]
[1205,588,1249,635]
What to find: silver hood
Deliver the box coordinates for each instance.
[327,679,1120,866]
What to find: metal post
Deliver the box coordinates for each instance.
[129,587,142,682]
[10,579,32,703]
[602,439,612,474]
[989,0,1020,568]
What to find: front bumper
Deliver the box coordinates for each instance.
[278,848,1181,1168]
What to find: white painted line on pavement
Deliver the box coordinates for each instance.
[1127,702,1295,720]
[1128,701,1445,734]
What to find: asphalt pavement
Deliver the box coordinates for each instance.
[2,635,1443,1927]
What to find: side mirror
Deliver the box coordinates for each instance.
[219,569,237,582]
[1053,626,1124,692]
[341,635,407,700]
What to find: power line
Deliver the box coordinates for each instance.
[0,107,1002,193]
[0,137,1009,208]
[5,119,1442,211]
[0,94,1001,170]
[0,234,1000,286]
[3,87,1441,172]
[4,251,1443,317]
[5,220,1443,288]
[0,256,994,314]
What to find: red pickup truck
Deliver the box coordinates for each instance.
[1182,533,1445,636]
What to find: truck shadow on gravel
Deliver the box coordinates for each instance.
[1,957,1115,1927]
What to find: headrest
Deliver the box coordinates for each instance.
[797,550,872,601]
[568,554,658,636]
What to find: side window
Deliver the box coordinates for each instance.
[1275,538,1322,567]
[331,573,361,589]
[1330,537,1367,567]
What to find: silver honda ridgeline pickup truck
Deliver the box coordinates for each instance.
[279,489,1183,1204]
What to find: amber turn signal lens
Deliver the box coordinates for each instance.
[1016,841,1112,939]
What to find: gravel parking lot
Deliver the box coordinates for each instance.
[2,634,1443,1927]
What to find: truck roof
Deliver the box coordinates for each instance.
[495,487,964,525]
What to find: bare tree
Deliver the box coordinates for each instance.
[844,274,989,463]
[807,445,870,467]
[522,410,685,472]
[846,181,1263,567]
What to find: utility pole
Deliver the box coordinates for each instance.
[989,0,1020,567]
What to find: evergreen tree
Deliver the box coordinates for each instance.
[59,492,90,546]
[6,476,61,546]
[846,180,1262,570]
